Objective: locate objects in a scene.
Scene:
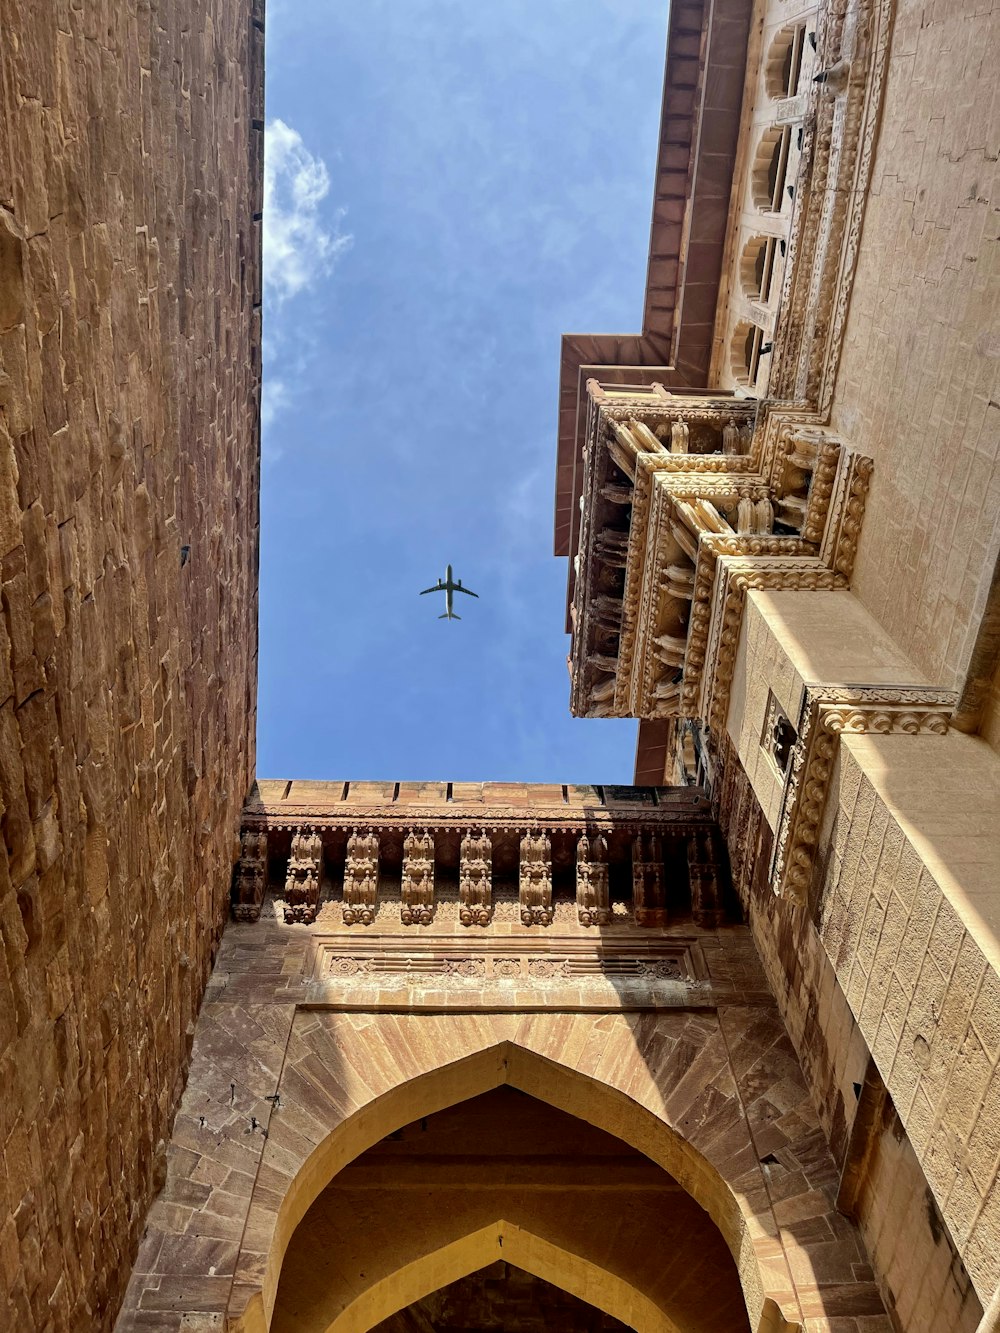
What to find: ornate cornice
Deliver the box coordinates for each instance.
[241,801,715,836]
[771,685,957,902]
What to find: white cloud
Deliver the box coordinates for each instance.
[263,118,351,301]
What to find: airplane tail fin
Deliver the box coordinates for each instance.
[438,612,460,620]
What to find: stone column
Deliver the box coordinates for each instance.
[284,826,323,924]
[687,828,725,928]
[343,829,379,925]
[633,830,667,927]
[519,830,553,926]
[232,827,268,922]
[459,830,493,926]
[401,829,435,925]
[576,831,610,927]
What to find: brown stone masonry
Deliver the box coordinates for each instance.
[0,1,262,1327]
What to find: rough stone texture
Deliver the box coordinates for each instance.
[831,0,1000,690]
[0,1,261,1327]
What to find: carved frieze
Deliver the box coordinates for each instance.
[576,832,610,927]
[519,830,554,926]
[283,826,322,924]
[401,829,435,925]
[343,829,379,925]
[459,830,493,926]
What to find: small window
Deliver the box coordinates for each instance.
[766,24,807,99]
[751,127,791,213]
[740,235,778,302]
[730,320,766,388]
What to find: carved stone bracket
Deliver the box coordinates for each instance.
[401,830,435,925]
[772,685,957,902]
[459,830,493,926]
[343,829,379,925]
[519,830,553,926]
[283,827,323,924]
[633,830,666,927]
[687,828,725,929]
[576,832,610,927]
[232,828,268,922]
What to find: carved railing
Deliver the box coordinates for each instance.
[230,793,729,930]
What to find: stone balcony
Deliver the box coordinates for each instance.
[567,379,875,728]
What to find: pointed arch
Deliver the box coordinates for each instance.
[228,1012,801,1333]
[314,1220,682,1333]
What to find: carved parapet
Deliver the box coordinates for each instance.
[458,830,493,926]
[519,830,553,926]
[343,829,379,925]
[401,830,435,925]
[283,826,323,924]
[772,686,956,902]
[633,830,666,927]
[576,832,610,927]
[232,827,268,922]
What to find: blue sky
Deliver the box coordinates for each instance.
[258,0,668,782]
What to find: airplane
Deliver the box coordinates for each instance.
[420,565,479,620]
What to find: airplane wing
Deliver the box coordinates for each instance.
[419,583,443,595]
[455,585,479,598]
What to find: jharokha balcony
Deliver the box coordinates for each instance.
[566,378,875,729]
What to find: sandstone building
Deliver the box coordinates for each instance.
[1,0,998,1331]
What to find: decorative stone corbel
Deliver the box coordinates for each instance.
[519,830,554,926]
[459,830,493,926]
[283,826,323,924]
[576,831,610,927]
[232,827,268,922]
[687,828,725,928]
[633,830,666,927]
[772,686,956,902]
[343,829,379,925]
[401,829,435,925]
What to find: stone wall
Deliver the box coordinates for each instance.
[0,0,261,1326]
[831,0,1000,691]
[714,731,985,1331]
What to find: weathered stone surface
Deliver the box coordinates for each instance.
[0,0,261,1327]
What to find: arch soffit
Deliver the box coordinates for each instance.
[232,1028,799,1333]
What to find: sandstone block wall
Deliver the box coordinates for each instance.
[0,0,262,1326]
[714,732,984,1332]
[832,0,1000,691]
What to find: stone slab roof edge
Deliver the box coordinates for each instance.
[552,0,753,560]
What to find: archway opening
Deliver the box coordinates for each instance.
[270,1087,752,1333]
[370,1261,632,1332]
